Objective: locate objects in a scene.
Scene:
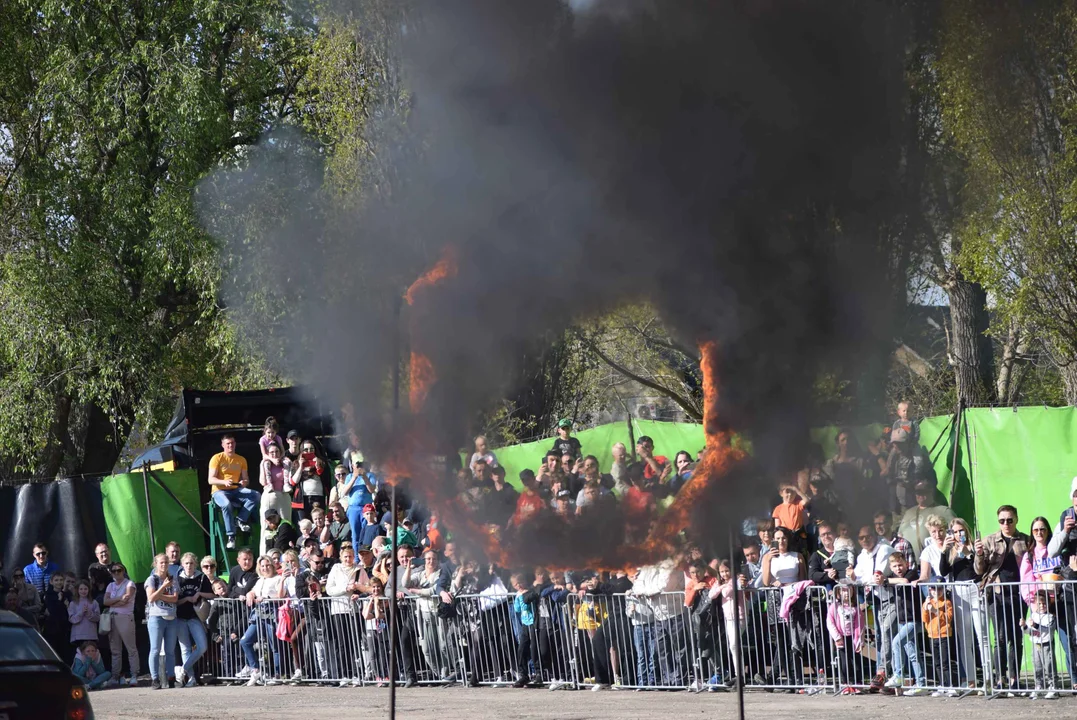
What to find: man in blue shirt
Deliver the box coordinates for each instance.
[23,543,60,595]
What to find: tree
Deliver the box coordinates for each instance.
[0,0,313,479]
[938,1,1077,403]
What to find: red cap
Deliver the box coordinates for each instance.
[362,503,376,512]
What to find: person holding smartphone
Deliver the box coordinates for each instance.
[145,553,179,689]
[1047,476,1077,560]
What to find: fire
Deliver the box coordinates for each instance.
[635,340,743,561]
[408,352,436,414]
[404,246,458,307]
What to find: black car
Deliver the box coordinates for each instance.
[0,610,95,720]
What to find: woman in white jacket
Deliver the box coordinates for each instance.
[326,545,367,685]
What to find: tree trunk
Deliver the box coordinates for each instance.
[995,319,1029,404]
[947,274,996,405]
[1059,358,1077,406]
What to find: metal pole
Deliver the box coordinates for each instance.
[626,412,637,462]
[948,398,964,508]
[389,481,399,714]
[730,528,744,720]
[141,464,157,557]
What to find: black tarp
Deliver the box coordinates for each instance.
[0,478,108,584]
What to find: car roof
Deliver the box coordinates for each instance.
[0,609,31,627]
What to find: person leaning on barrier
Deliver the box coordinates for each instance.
[408,548,451,682]
[1047,476,1077,560]
[383,544,420,687]
[975,504,1030,695]
[227,548,259,599]
[848,525,895,690]
[936,517,985,689]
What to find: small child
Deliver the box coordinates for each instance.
[1021,591,1058,699]
[826,582,866,693]
[893,401,920,444]
[511,571,540,688]
[921,580,955,695]
[710,560,745,682]
[771,486,805,533]
[882,552,926,694]
[42,574,72,664]
[72,641,111,690]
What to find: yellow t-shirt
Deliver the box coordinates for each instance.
[576,600,607,632]
[209,452,248,491]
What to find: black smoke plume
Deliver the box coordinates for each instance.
[202,0,914,564]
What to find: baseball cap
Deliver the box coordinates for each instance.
[556,489,572,500]
[286,429,299,439]
[356,544,373,554]
[913,481,933,496]
[264,508,280,520]
[557,418,572,429]
[362,503,376,512]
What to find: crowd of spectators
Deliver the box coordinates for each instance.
[5,403,1077,700]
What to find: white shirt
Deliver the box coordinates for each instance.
[853,542,896,587]
[920,543,944,579]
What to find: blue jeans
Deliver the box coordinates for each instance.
[891,621,924,683]
[147,615,178,681]
[633,624,656,686]
[176,617,208,678]
[240,619,280,672]
[84,670,112,689]
[212,488,261,536]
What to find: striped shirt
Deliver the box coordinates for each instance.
[22,560,60,595]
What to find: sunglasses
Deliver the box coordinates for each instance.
[857,534,873,540]
[34,552,48,557]
[1032,527,1048,533]
[202,564,215,569]
[998,517,1015,525]
[110,568,125,574]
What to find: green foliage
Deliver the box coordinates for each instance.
[938,1,1077,401]
[0,0,313,476]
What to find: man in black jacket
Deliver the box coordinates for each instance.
[264,509,299,553]
[226,548,258,599]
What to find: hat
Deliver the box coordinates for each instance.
[264,508,280,520]
[286,429,299,439]
[362,503,376,513]
[556,489,572,500]
[889,426,908,444]
[557,418,573,429]
[913,481,933,496]
[356,544,373,554]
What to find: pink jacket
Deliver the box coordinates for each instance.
[826,598,864,650]
[778,580,814,621]
[1019,544,1062,605]
[67,598,100,642]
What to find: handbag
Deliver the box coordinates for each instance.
[275,603,295,641]
[194,598,212,624]
[98,609,111,634]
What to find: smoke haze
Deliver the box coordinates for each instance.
[202,0,913,563]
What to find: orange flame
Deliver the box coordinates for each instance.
[635,340,743,562]
[408,352,436,414]
[405,246,458,306]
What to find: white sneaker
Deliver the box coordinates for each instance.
[930,689,945,697]
[904,687,926,696]
[291,668,303,682]
[1029,692,1040,700]
[1045,691,1058,700]
[226,537,236,550]
[339,680,350,688]
[246,670,261,687]
[174,667,185,686]
[235,667,253,679]
[591,683,610,691]
[884,675,903,688]
[547,681,564,691]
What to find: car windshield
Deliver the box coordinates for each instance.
[0,625,62,669]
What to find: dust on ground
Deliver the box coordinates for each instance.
[89,685,1076,720]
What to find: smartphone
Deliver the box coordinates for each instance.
[302,451,315,468]
[958,531,967,544]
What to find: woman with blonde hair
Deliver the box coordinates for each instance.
[175,552,213,687]
[145,553,179,689]
[938,517,986,690]
[238,555,284,686]
[917,514,950,582]
[278,550,306,682]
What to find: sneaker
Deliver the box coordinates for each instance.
[291,669,303,682]
[175,669,185,687]
[1045,691,1058,700]
[339,680,350,688]
[151,679,161,690]
[167,678,176,689]
[946,689,960,697]
[226,537,236,550]
[905,687,926,696]
[591,683,610,691]
[547,681,564,691]
[884,675,903,688]
[931,689,945,697]
[235,667,253,679]
[246,670,261,687]
[1029,692,1040,700]
[350,680,362,687]
[404,678,417,688]
[184,676,197,689]
[264,678,281,687]
[512,678,529,688]
[869,671,886,692]
[237,521,251,533]
[688,679,704,692]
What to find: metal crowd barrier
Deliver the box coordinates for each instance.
[191,580,1077,696]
